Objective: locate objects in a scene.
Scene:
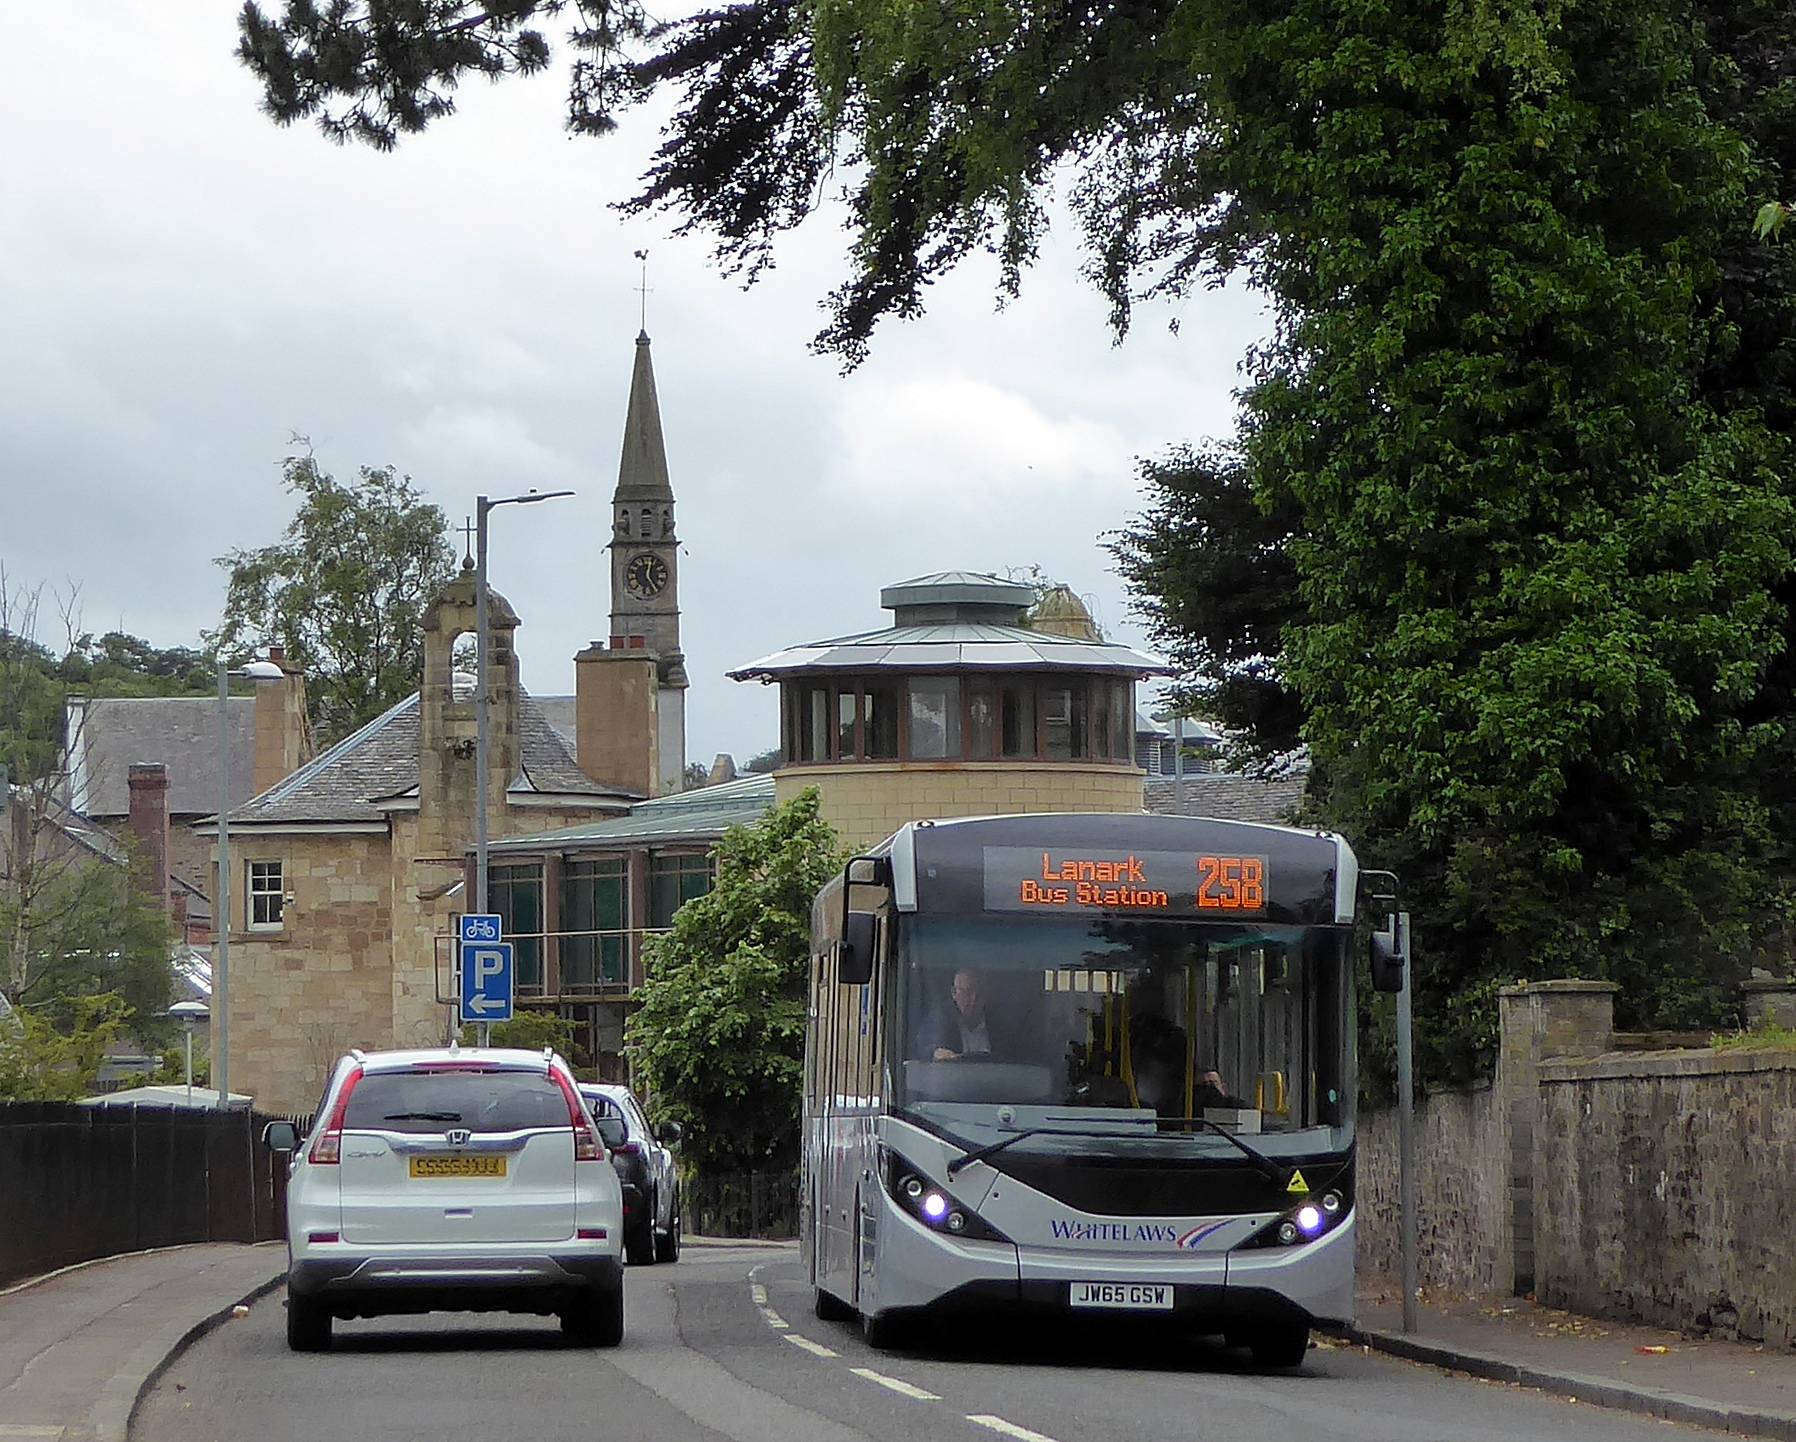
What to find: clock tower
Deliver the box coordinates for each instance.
[608,329,688,792]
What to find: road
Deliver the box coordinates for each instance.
[135,1244,1715,1442]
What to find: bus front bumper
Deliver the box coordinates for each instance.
[867,1195,1355,1330]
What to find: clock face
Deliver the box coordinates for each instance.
[623,551,670,600]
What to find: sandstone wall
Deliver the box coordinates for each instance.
[217,832,393,1115]
[1535,1049,1796,1347]
[776,761,1146,851]
[1356,1083,1509,1295]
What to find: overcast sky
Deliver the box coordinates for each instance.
[1,4,1270,767]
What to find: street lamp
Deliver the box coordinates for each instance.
[473,490,574,1045]
[215,656,284,1110]
[169,999,209,1106]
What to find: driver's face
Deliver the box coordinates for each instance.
[952,974,983,1016]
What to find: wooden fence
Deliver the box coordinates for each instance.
[0,1102,292,1288]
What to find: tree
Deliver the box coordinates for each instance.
[2,573,174,1033]
[211,444,458,746]
[485,1008,579,1061]
[0,992,132,1102]
[740,747,782,775]
[626,788,839,1175]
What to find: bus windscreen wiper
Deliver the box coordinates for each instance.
[946,1118,1289,1185]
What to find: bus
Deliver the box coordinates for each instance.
[802,812,1395,1366]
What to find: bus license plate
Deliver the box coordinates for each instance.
[1069,1282,1173,1310]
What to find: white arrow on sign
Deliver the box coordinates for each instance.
[465,994,506,1014]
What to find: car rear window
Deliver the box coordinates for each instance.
[344,1069,570,1134]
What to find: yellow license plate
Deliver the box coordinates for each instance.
[409,1155,507,1179]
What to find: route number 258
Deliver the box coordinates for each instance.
[1195,855,1266,911]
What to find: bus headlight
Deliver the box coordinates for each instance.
[1241,1177,1353,1249]
[880,1148,1014,1243]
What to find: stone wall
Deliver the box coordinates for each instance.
[1535,1048,1796,1347]
[219,832,393,1114]
[776,761,1147,851]
[1356,1082,1509,1294]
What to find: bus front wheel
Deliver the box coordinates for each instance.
[1249,1323,1310,1369]
[861,1307,907,1350]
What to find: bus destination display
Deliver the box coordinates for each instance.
[982,847,1269,916]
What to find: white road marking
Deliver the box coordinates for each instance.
[849,1367,942,1401]
[967,1416,1060,1442]
[761,1307,790,1329]
[750,1284,768,1304]
[784,1334,840,1358]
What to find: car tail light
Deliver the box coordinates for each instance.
[577,1227,608,1240]
[308,1064,364,1164]
[549,1066,603,1163]
[307,1230,340,1244]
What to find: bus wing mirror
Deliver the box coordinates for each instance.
[1370,912,1409,993]
[840,911,877,985]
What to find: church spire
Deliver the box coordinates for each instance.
[613,332,673,503]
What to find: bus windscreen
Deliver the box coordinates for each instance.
[894,915,1349,1138]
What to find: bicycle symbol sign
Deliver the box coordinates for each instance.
[459,913,502,944]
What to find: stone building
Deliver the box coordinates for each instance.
[60,660,311,929]
[209,331,690,1112]
[728,571,1173,849]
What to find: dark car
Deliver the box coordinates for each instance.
[579,1085,683,1264]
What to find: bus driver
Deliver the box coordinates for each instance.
[927,969,1006,1060]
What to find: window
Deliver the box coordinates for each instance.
[1042,685,1088,759]
[796,683,831,762]
[864,681,900,759]
[649,852,711,928]
[248,860,284,929]
[1113,681,1134,763]
[491,864,544,991]
[967,680,997,759]
[1000,682,1036,758]
[907,676,961,759]
[837,688,859,760]
[561,858,626,989]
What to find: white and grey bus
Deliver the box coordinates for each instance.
[803,812,1400,1365]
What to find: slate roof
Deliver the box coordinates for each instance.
[73,697,257,818]
[489,773,776,853]
[1143,773,1309,825]
[228,690,633,826]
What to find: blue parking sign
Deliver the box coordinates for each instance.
[459,941,514,1024]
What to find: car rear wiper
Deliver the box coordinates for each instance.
[383,1111,463,1122]
[945,1118,1290,1186]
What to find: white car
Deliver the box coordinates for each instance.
[264,1046,624,1352]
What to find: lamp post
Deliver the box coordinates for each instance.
[473,490,574,1045]
[215,656,284,1110]
[169,1000,208,1106]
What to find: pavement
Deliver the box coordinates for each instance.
[0,1243,284,1442]
[1346,1280,1796,1440]
[5,1240,1793,1441]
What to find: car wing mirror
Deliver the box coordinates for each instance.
[653,1120,683,1146]
[262,1119,298,1153]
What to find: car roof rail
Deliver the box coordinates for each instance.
[349,1047,365,1063]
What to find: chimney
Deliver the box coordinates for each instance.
[126,762,170,915]
[707,753,737,787]
[253,647,311,796]
[574,642,660,796]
